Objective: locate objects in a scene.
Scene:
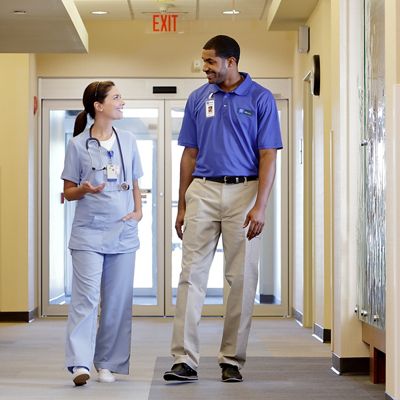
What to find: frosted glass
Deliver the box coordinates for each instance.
[358,0,385,329]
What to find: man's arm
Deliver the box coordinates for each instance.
[175,147,198,239]
[243,148,277,240]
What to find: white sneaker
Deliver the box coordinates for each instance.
[98,368,116,383]
[72,367,90,386]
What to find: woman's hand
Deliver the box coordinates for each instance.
[122,209,143,222]
[80,181,106,194]
[63,180,105,201]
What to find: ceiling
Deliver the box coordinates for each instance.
[0,0,318,53]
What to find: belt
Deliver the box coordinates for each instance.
[193,176,258,184]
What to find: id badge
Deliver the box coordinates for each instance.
[205,100,215,118]
[106,164,120,181]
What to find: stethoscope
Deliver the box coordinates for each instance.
[85,126,130,191]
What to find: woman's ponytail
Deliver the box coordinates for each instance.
[73,110,88,137]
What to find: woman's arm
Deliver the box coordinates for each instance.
[63,180,105,201]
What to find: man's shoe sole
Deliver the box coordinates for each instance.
[163,372,198,382]
[222,376,243,382]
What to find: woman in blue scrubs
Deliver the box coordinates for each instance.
[61,81,143,386]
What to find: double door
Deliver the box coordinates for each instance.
[41,83,288,317]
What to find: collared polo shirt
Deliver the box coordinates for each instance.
[178,72,283,177]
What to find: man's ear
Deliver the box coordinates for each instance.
[227,56,237,67]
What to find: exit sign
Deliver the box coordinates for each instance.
[152,14,178,32]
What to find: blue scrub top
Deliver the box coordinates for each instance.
[61,127,143,254]
[178,73,283,177]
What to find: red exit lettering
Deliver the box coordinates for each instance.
[152,14,178,32]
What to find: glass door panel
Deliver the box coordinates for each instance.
[42,100,164,316]
[42,101,81,315]
[115,101,164,315]
[165,101,225,316]
[42,90,288,318]
[164,99,288,316]
[254,99,289,316]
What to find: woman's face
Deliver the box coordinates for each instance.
[96,85,125,120]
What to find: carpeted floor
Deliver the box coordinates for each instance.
[149,357,385,400]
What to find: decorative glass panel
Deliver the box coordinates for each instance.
[358,0,385,329]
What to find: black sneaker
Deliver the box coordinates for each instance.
[220,363,243,382]
[163,363,198,381]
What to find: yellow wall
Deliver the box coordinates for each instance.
[2,3,400,397]
[308,0,332,332]
[1,20,295,315]
[0,54,37,312]
[291,0,332,331]
[37,20,296,77]
[330,0,368,359]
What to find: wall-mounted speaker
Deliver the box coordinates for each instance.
[298,25,310,53]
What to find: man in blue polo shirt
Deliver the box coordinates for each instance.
[164,35,283,383]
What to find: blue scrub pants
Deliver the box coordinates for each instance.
[65,250,135,374]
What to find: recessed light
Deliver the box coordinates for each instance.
[223,9,240,15]
[13,10,27,15]
[91,10,109,15]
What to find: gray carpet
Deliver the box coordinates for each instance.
[149,357,385,400]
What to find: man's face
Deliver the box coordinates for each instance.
[201,49,229,84]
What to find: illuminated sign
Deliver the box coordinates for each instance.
[152,14,178,32]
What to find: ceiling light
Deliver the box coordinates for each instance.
[223,9,240,15]
[91,10,109,15]
[13,10,27,15]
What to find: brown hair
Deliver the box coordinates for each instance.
[73,80,115,136]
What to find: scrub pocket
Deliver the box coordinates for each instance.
[119,219,139,250]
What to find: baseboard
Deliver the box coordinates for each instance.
[385,393,395,400]
[331,352,369,375]
[292,307,303,325]
[0,308,38,322]
[313,323,331,343]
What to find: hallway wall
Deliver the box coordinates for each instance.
[385,0,400,398]
[291,0,332,335]
[0,21,296,317]
[0,54,37,315]
[330,0,369,361]
[1,1,400,398]
[36,20,296,78]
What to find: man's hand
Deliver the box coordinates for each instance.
[243,206,265,240]
[175,208,186,240]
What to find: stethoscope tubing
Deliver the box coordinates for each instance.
[86,126,129,190]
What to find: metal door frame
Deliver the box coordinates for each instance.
[39,78,292,317]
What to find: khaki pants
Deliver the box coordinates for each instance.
[171,178,261,370]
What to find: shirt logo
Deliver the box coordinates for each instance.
[238,108,253,116]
